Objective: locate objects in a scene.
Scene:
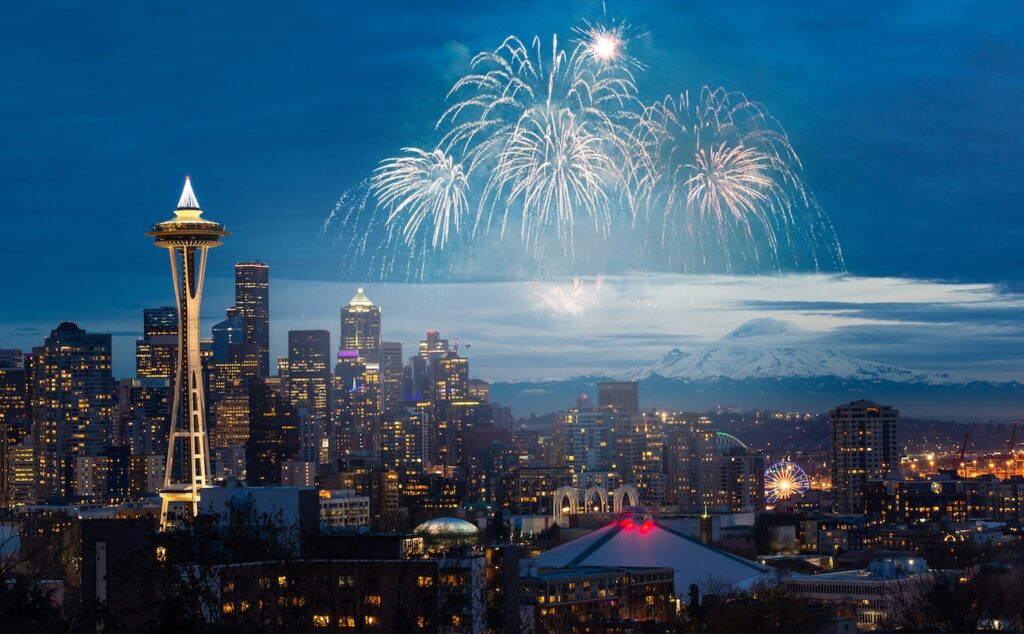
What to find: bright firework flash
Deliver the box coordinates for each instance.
[764,460,811,505]
[535,276,606,317]
[573,19,646,71]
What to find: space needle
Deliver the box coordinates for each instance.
[147,177,228,530]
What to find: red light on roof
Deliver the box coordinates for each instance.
[640,520,654,534]
[620,519,636,531]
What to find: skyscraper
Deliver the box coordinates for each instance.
[135,307,178,379]
[830,399,899,515]
[31,322,114,500]
[235,261,270,377]
[598,381,640,414]
[556,402,613,476]
[380,341,403,413]
[211,312,245,363]
[665,416,717,511]
[147,177,228,528]
[246,378,299,486]
[340,288,381,363]
[287,330,331,423]
[434,352,469,403]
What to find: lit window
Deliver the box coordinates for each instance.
[366,595,382,606]
[312,614,330,627]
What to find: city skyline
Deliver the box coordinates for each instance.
[2,1,1023,401]
[2,4,1023,631]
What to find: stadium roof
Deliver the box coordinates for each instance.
[531,518,770,594]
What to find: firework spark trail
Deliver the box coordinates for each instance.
[323,20,844,282]
[371,148,469,251]
[632,87,845,273]
[439,33,642,249]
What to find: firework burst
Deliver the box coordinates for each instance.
[573,19,645,70]
[371,148,469,251]
[633,88,844,272]
[324,20,844,283]
[440,33,641,250]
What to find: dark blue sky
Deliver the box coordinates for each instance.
[2,1,1022,380]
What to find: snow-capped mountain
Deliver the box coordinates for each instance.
[623,318,953,384]
[490,318,1023,417]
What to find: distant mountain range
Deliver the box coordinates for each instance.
[490,319,1023,418]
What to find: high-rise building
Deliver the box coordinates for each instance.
[665,416,717,511]
[210,380,250,450]
[332,350,381,456]
[468,379,490,403]
[0,356,29,508]
[211,312,245,363]
[717,447,766,512]
[235,261,270,377]
[147,177,228,528]
[287,330,331,422]
[434,353,469,403]
[6,441,35,507]
[136,307,178,379]
[246,378,299,486]
[0,348,23,369]
[380,341,403,413]
[121,378,170,457]
[598,381,640,414]
[31,322,114,500]
[380,410,426,476]
[830,399,899,515]
[556,403,613,476]
[143,306,178,337]
[340,288,381,363]
[613,413,665,503]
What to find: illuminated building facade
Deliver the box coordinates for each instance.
[0,357,29,508]
[379,340,403,413]
[556,406,613,476]
[31,321,114,500]
[135,307,177,379]
[287,329,331,424]
[717,446,766,511]
[234,262,270,377]
[147,177,228,528]
[830,400,899,515]
[665,416,717,511]
[340,288,381,363]
[380,410,426,476]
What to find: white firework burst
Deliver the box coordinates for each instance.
[371,148,469,251]
[485,107,617,251]
[633,87,844,273]
[439,33,641,251]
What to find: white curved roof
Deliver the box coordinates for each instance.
[414,517,478,536]
[532,519,768,594]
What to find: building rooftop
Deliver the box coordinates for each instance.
[413,517,478,536]
[348,287,375,307]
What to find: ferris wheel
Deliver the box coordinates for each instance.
[764,460,810,503]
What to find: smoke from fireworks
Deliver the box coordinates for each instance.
[326,20,844,282]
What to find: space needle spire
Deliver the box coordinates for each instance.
[147,176,229,530]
